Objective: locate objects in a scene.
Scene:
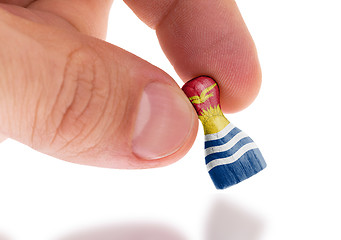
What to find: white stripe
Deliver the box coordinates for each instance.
[204,123,235,141]
[205,131,249,156]
[206,142,258,171]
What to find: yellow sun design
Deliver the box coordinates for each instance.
[198,105,230,135]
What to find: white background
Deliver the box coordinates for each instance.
[1,0,341,239]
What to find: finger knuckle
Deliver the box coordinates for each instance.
[48,46,111,153]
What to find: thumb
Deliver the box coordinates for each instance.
[0,9,197,168]
[0,133,6,143]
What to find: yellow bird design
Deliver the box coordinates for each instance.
[188,83,217,104]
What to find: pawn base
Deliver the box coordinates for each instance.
[208,148,266,189]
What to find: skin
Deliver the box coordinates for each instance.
[0,0,261,169]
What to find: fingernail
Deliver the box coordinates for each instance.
[132,82,195,160]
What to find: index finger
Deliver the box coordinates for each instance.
[124,0,261,113]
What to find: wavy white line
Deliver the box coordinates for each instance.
[206,142,258,171]
[204,123,235,141]
[205,131,249,156]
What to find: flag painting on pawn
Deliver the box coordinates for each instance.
[182,76,266,189]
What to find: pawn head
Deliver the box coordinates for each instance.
[182,76,229,135]
[182,76,220,116]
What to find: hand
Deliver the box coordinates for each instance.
[0,0,261,169]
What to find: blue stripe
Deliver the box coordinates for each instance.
[208,148,266,189]
[205,137,253,164]
[205,127,241,148]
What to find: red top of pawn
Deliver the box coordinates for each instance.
[182,76,220,116]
